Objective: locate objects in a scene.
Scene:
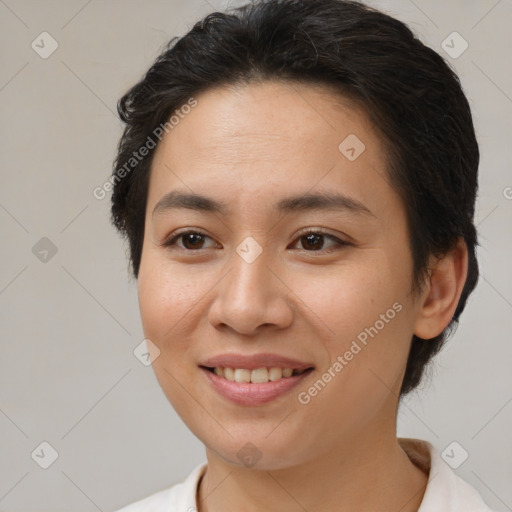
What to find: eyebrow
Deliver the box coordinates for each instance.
[152,190,374,217]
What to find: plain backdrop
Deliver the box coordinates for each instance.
[0,1,511,511]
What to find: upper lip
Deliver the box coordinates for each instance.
[199,353,315,371]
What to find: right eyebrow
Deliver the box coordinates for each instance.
[152,190,229,217]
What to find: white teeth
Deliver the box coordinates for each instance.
[268,367,283,381]
[251,367,269,383]
[282,368,293,378]
[234,369,251,383]
[211,366,305,383]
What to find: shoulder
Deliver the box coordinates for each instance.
[399,438,497,512]
[112,461,207,512]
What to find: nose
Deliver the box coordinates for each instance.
[207,246,294,336]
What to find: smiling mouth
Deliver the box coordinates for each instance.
[201,366,314,384]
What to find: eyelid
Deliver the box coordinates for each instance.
[161,228,217,249]
[293,226,347,241]
[290,228,350,251]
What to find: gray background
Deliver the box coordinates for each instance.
[0,0,510,511]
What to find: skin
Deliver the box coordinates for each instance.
[137,80,468,512]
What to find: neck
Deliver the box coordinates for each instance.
[196,427,429,512]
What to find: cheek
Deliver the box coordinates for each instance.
[137,260,205,417]
[288,255,401,339]
[289,255,412,395]
[137,258,206,341]
[295,306,412,438]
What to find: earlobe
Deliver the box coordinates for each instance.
[413,239,469,340]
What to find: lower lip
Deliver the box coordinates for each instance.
[200,367,314,406]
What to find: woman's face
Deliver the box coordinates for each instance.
[138,80,425,469]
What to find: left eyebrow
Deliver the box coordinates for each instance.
[152,190,374,217]
[276,191,374,216]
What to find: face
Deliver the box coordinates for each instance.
[138,80,424,469]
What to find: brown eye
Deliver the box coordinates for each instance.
[163,231,218,251]
[300,233,325,251]
[180,233,206,249]
[293,230,348,252]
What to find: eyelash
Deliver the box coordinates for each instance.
[161,228,349,254]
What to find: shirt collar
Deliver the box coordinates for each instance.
[179,437,494,511]
[398,437,494,511]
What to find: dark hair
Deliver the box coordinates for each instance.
[110,0,479,397]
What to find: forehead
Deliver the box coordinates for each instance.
[160,80,374,155]
[147,80,395,218]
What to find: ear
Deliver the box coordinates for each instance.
[413,239,468,340]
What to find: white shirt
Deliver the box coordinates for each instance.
[114,438,496,511]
